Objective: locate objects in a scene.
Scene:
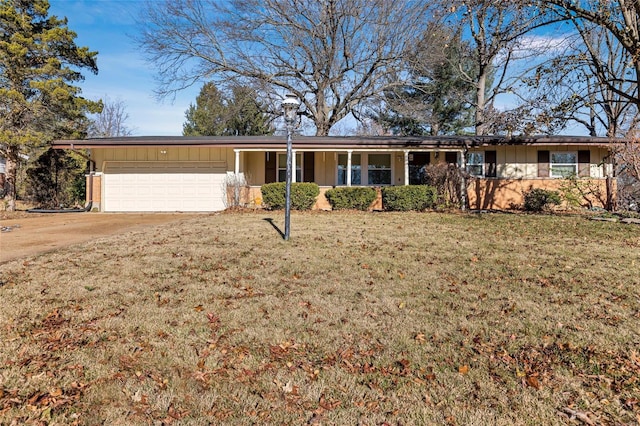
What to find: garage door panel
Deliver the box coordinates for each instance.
[104,162,227,212]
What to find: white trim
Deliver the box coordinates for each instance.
[347,150,352,187]
[467,151,484,177]
[365,153,393,186]
[550,151,578,178]
[403,150,409,186]
[234,148,463,153]
[276,152,302,183]
[292,150,297,183]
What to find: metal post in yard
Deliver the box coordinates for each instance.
[282,94,300,241]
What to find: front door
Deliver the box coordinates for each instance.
[409,152,430,185]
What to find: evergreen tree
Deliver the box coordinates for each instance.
[183,82,227,136]
[0,0,100,210]
[183,82,273,136]
[26,147,86,208]
[374,26,477,136]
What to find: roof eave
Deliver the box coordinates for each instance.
[52,135,622,150]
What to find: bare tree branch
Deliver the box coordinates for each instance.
[88,97,134,138]
[137,0,432,135]
[544,0,640,107]
[441,0,564,135]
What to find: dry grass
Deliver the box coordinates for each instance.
[0,211,639,425]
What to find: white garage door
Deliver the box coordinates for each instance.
[103,161,227,212]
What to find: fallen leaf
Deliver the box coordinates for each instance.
[526,375,540,389]
[28,392,44,405]
[40,406,52,421]
[49,388,63,397]
[194,305,204,312]
[319,394,341,410]
[458,365,469,375]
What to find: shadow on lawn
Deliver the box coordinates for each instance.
[263,218,285,239]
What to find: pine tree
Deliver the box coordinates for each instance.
[183,82,273,136]
[0,0,100,210]
[374,26,478,136]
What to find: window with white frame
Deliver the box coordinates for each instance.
[550,152,577,178]
[277,153,302,182]
[367,154,392,185]
[467,152,484,176]
[337,154,361,185]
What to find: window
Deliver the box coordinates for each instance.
[277,153,302,182]
[368,154,392,185]
[337,154,361,185]
[409,152,430,185]
[445,152,458,164]
[467,152,484,176]
[550,152,577,178]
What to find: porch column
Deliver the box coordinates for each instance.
[404,150,410,186]
[347,150,353,187]
[292,149,297,183]
[234,149,240,175]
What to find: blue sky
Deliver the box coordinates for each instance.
[49,0,200,136]
[47,1,589,137]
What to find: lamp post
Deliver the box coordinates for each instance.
[282,94,300,241]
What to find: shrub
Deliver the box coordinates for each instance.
[381,185,437,211]
[260,182,319,210]
[423,163,463,208]
[291,182,320,210]
[523,188,561,212]
[559,175,607,210]
[324,187,377,210]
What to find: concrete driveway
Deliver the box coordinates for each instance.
[0,212,199,264]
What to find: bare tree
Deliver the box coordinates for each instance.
[442,0,561,135]
[137,0,432,136]
[88,97,134,138]
[544,1,640,108]
[522,27,639,138]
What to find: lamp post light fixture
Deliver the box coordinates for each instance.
[282,94,300,241]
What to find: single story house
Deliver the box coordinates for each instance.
[52,135,616,212]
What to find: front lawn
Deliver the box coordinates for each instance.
[0,211,638,425]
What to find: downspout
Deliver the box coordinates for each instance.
[86,156,95,212]
[71,144,95,211]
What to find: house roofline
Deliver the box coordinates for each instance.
[53,135,621,150]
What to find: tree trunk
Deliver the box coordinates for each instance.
[4,147,18,211]
[475,71,487,136]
